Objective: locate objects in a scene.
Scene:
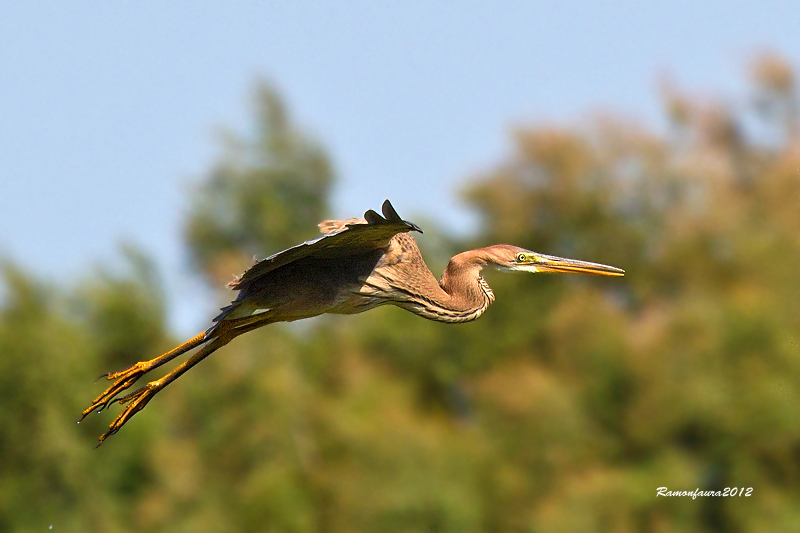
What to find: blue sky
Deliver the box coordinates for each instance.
[1,2,797,335]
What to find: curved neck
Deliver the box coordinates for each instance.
[395,249,496,324]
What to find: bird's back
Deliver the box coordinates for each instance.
[209,201,423,332]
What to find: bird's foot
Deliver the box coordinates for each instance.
[79,362,152,423]
[94,381,162,447]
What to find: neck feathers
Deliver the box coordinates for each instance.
[371,245,500,324]
[428,250,496,323]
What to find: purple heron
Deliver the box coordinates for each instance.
[80,200,624,445]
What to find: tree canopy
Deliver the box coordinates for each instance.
[2,56,799,531]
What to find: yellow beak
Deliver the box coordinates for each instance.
[520,252,625,277]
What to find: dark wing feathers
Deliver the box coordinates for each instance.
[228,200,421,290]
[381,199,403,223]
[363,209,384,225]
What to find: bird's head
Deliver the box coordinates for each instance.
[483,244,625,277]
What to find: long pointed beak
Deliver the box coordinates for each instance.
[523,253,625,277]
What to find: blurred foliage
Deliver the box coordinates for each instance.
[2,57,800,531]
[185,81,334,286]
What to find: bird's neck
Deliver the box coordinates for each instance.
[376,246,497,324]
[421,251,495,323]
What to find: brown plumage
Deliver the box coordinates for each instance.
[80,200,624,445]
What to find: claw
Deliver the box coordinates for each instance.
[95,383,160,447]
[80,362,150,423]
[79,332,220,445]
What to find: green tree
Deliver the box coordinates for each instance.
[3,54,800,532]
[185,81,334,285]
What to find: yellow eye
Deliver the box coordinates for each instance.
[516,252,526,263]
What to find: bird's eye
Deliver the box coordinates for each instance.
[516,253,526,263]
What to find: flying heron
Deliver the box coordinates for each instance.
[81,200,624,444]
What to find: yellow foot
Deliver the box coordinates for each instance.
[78,362,152,423]
[95,381,162,447]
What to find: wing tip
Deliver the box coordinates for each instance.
[364,209,384,225]
[381,199,423,234]
[381,199,402,223]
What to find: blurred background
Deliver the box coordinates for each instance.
[2,3,800,531]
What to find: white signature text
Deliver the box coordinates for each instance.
[656,487,753,499]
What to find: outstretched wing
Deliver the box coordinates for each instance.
[228,199,422,291]
[318,217,365,235]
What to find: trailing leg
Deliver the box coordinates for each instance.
[94,334,232,446]
[80,332,207,422]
